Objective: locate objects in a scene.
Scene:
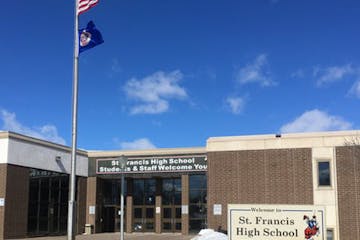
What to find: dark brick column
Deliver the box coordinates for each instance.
[181,174,189,235]
[86,177,98,233]
[126,178,133,233]
[336,146,360,240]
[76,177,87,234]
[155,178,162,233]
[1,164,29,239]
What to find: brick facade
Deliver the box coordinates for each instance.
[77,177,87,234]
[207,148,313,230]
[336,146,360,240]
[0,164,7,240]
[86,177,98,233]
[0,164,29,239]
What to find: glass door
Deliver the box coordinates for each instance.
[27,170,68,236]
[133,179,156,232]
[162,178,181,232]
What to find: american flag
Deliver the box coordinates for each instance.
[78,0,99,15]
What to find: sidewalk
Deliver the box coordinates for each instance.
[10,232,197,240]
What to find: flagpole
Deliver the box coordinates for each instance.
[68,0,79,239]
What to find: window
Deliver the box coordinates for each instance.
[318,161,331,186]
[189,174,207,232]
[326,228,334,240]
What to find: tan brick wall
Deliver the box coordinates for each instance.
[86,177,98,233]
[2,164,29,239]
[126,178,133,233]
[0,164,7,240]
[336,146,360,240]
[207,148,313,230]
[181,174,189,235]
[77,177,87,234]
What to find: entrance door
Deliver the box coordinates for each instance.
[28,172,68,236]
[133,179,156,232]
[162,178,182,232]
[133,206,155,232]
[101,207,115,232]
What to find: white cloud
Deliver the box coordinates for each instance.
[280,109,352,133]
[235,54,276,87]
[349,80,360,98]
[117,138,156,150]
[124,70,188,114]
[0,109,66,145]
[314,64,354,86]
[291,69,305,78]
[226,97,245,114]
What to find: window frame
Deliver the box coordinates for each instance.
[316,159,332,188]
[326,228,335,240]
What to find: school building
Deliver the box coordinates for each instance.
[0,130,359,239]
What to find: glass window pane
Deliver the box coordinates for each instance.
[28,203,38,217]
[189,190,201,204]
[163,222,171,230]
[60,204,68,217]
[174,192,181,205]
[133,180,144,205]
[145,195,155,205]
[163,208,172,218]
[189,175,206,189]
[189,220,203,232]
[318,162,331,186]
[176,222,181,230]
[189,205,206,218]
[146,208,154,218]
[162,191,172,205]
[146,222,154,230]
[134,208,142,218]
[189,175,202,189]
[39,217,48,232]
[40,179,49,203]
[29,180,39,202]
[176,207,181,218]
[28,217,37,233]
[163,179,173,192]
[174,179,181,191]
[145,179,156,194]
[327,229,334,240]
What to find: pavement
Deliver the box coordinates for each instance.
[10,232,197,240]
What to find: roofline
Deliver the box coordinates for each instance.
[207,130,360,142]
[0,131,87,156]
[87,147,206,158]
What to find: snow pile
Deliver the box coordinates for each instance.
[191,229,228,240]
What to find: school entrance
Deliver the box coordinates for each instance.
[93,154,208,234]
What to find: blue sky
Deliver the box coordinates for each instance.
[1,0,359,150]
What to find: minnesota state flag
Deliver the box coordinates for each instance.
[79,21,104,53]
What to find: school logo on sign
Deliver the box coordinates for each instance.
[304,215,320,240]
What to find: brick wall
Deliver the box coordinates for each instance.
[86,177,98,233]
[77,177,87,234]
[336,146,360,239]
[2,164,29,239]
[0,164,6,240]
[207,148,313,230]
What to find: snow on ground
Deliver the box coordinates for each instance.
[191,229,228,240]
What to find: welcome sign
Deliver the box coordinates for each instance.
[96,155,207,174]
[228,204,325,240]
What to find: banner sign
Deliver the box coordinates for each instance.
[228,204,326,240]
[96,155,207,174]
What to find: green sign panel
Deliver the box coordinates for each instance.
[96,156,207,174]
